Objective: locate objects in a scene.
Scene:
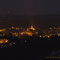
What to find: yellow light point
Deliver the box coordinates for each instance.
[47,36,50,38]
[45,35,50,38]
[30,25,35,31]
[5,40,8,43]
[40,35,42,37]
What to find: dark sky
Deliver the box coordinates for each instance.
[0,0,60,28]
[0,0,60,15]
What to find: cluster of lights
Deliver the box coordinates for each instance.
[20,31,33,36]
[30,25,35,31]
[0,39,8,48]
[39,35,51,38]
[0,39,15,48]
[12,32,18,37]
[0,39,8,44]
[1,25,60,38]
[20,25,36,36]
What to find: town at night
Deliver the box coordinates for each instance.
[0,0,60,59]
[0,24,60,59]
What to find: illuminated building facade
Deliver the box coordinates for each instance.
[20,25,38,37]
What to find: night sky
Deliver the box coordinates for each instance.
[0,0,60,15]
[0,0,60,28]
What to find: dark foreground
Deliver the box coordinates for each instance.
[0,36,60,59]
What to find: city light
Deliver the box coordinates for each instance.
[0,39,8,44]
[0,29,6,32]
[20,31,33,36]
[0,25,60,48]
[0,25,60,38]
[39,35,42,37]
[30,25,35,31]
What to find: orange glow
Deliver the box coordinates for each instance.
[0,39,8,44]
[0,40,4,44]
[12,32,18,37]
[5,40,8,43]
[58,33,60,36]
[20,32,25,35]
[24,32,32,36]
[59,28,60,30]
[27,28,30,31]
[20,25,36,36]
[44,35,50,38]
[0,29,6,32]
[20,31,33,36]
[39,35,42,37]
[16,28,20,30]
